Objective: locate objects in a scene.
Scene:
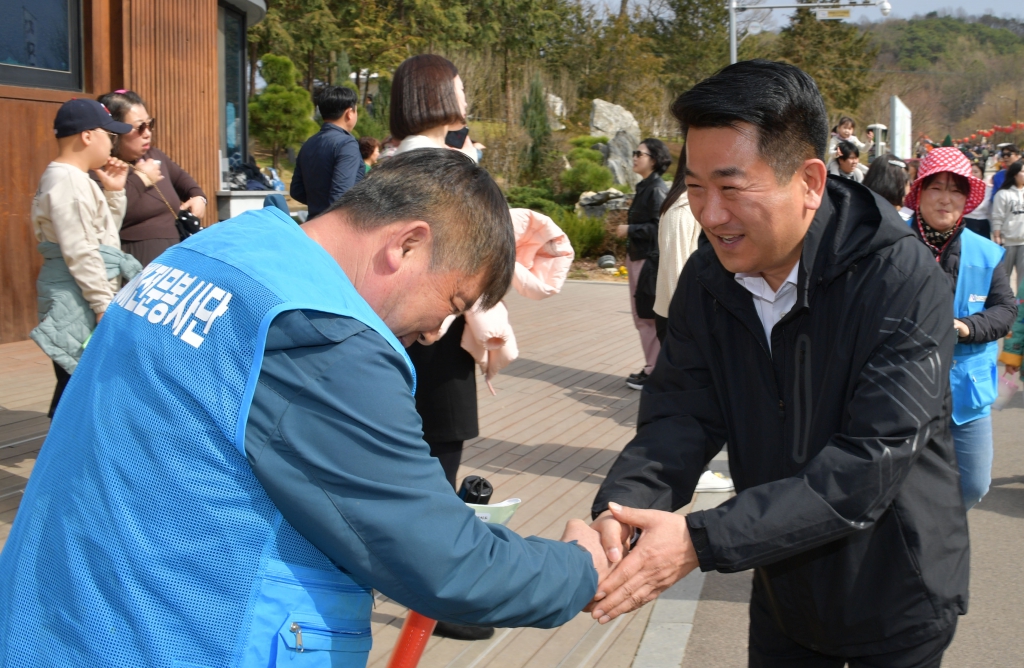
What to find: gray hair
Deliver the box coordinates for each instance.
[325,149,515,310]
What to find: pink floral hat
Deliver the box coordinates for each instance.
[903,147,986,216]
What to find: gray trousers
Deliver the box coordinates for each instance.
[1003,244,1024,292]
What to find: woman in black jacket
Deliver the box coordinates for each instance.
[618,138,671,390]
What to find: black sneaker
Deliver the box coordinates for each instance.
[627,370,648,390]
[433,621,496,641]
[627,368,645,381]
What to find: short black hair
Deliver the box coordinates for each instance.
[998,161,1023,192]
[1002,145,1020,158]
[325,149,514,310]
[671,59,828,181]
[316,85,358,121]
[836,140,860,160]
[863,154,909,207]
[640,138,673,176]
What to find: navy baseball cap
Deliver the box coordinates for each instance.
[53,98,132,139]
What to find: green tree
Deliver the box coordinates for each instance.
[647,0,730,96]
[521,74,551,179]
[776,10,879,117]
[249,55,319,169]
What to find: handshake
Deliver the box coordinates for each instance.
[560,502,700,624]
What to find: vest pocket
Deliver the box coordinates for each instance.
[276,613,372,665]
[951,354,998,413]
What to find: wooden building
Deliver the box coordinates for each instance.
[0,0,265,343]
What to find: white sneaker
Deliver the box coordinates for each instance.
[696,470,734,493]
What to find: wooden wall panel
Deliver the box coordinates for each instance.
[123,0,220,227]
[0,99,64,343]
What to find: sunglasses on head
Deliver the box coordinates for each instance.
[133,119,156,133]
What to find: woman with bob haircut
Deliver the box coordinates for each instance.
[905,147,1016,509]
[389,54,476,161]
[862,154,909,210]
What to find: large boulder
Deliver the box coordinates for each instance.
[546,93,566,131]
[590,99,640,146]
[606,130,641,189]
[575,188,634,218]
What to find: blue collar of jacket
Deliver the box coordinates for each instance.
[320,122,354,139]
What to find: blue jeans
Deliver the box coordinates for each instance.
[950,414,993,510]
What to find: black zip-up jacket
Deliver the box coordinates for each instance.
[626,173,669,261]
[594,177,969,656]
[908,218,1017,343]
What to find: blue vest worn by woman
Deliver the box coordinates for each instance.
[949,228,1005,424]
[0,208,414,667]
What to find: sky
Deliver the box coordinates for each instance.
[599,1,1024,26]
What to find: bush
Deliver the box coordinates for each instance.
[353,106,386,140]
[553,208,607,258]
[569,135,607,148]
[505,186,563,218]
[250,54,318,169]
[561,161,613,195]
[567,147,604,165]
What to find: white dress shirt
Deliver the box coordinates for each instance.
[734,261,800,351]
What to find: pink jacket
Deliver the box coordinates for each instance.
[462,208,574,392]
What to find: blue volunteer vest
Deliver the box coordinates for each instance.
[0,207,415,667]
[949,228,1005,424]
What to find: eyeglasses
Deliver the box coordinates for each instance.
[632,151,652,158]
[133,119,156,134]
[101,130,119,141]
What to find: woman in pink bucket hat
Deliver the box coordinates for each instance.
[905,146,1017,509]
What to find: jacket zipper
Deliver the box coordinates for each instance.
[792,334,813,464]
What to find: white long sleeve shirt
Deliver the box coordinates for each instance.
[32,162,126,314]
[992,185,1024,246]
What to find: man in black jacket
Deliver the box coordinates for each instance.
[589,60,968,667]
[291,85,364,218]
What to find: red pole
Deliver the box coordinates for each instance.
[386,611,438,668]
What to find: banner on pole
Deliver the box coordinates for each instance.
[890,96,912,159]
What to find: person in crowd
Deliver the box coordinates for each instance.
[826,140,863,182]
[97,90,208,267]
[359,136,381,175]
[827,116,868,156]
[618,138,671,390]
[964,162,993,239]
[0,151,610,666]
[992,160,1024,287]
[905,147,1016,510]
[589,60,970,667]
[862,153,909,211]
[291,85,362,218]
[906,157,920,182]
[364,94,374,117]
[29,99,138,417]
[999,275,1024,383]
[652,157,734,494]
[990,145,1020,199]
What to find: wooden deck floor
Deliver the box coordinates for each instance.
[0,281,657,666]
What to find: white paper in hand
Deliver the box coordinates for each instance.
[467,498,521,526]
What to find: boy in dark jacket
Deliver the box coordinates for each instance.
[590,60,968,667]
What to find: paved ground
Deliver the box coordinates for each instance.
[2,280,1023,667]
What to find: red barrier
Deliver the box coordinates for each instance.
[386,611,438,668]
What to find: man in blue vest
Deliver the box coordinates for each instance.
[0,150,609,666]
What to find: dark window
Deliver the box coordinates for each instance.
[218,3,247,178]
[0,0,82,90]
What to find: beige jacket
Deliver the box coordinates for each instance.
[654,192,701,318]
[32,162,126,314]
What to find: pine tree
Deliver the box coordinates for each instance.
[648,0,730,96]
[521,74,551,179]
[249,55,319,169]
[777,10,879,117]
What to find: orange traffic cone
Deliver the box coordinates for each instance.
[386,611,438,668]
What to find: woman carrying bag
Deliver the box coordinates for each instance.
[905,147,1017,509]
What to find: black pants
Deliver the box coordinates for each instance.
[963,217,991,240]
[749,585,956,668]
[654,314,668,345]
[429,440,463,490]
[48,361,71,419]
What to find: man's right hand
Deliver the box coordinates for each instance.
[591,509,634,564]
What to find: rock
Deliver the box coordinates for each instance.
[597,255,617,269]
[590,99,641,146]
[578,188,624,207]
[607,130,641,188]
[592,142,610,160]
[546,93,566,131]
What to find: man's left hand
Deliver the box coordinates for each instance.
[589,502,699,624]
[94,157,129,192]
